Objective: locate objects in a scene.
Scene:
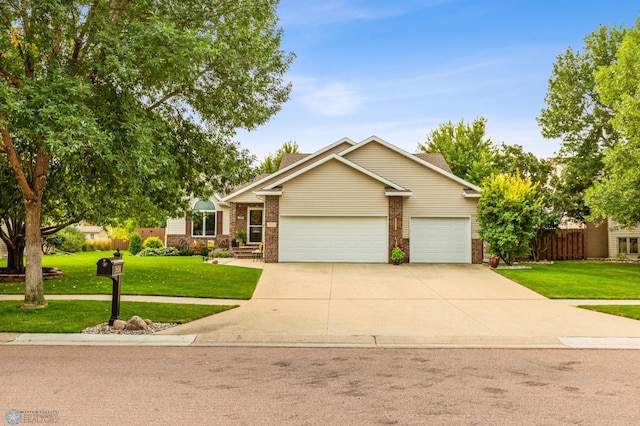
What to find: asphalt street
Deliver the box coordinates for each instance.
[2,346,639,425]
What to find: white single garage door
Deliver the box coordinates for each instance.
[279,216,388,262]
[410,217,471,263]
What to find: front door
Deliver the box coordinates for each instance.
[248,208,263,244]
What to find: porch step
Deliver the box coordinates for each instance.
[231,246,260,259]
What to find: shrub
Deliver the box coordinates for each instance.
[477,173,541,265]
[129,233,143,255]
[179,248,195,256]
[59,227,86,253]
[212,249,233,258]
[139,247,180,256]
[199,247,210,257]
[143,236,163,249]
[82,243,95,252]
[43,233,65,252]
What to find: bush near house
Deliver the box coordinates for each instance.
[129,233,143,255]
[58,227,86,253]
[143,236,163,249]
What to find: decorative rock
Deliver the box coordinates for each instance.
[111,320,127,330]
[125,315,149,330]
[143,318,153,326]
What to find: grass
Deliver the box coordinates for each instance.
[493,261,640,299]
[580,305,640,321]
[0,300,236,333]
[494,260,640,321]
[0,251,261,299]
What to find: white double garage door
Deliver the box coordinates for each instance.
[279,216,471,263]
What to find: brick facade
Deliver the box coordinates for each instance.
[166,234,230,250]
[388,196,403,263]
[472,238,483,264]
[264,196,279,263]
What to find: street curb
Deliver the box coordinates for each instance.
[5,333,197,346]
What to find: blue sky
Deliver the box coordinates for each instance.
[235,1,639,162]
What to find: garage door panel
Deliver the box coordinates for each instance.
[280,216,387,263]
[410,217,471,263]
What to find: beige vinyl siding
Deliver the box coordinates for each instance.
[166,217,186,235]
[343,142,479,238]
[586,221,608,258]
[607,219,640,258]
[219,206,230,235]
[228,141,354,204]
[279,159,388,216]
[0,229,7,257]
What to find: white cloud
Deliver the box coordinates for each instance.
[279,0,450,27]
[295,79,365,117]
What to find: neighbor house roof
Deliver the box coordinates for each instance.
[279,154,310,170]
[413,153,452,173]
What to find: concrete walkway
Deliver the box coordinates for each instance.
[3,262,640,348]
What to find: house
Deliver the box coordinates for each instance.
[180,136,482,264]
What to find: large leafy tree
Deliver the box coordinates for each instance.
[586,21,640,227]
[255,140,300,174]
[0,1,292,307]
[538,25,626,222]
[418,117,496,185]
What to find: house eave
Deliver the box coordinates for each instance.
[385,190,413,197]
[254,189,283,197]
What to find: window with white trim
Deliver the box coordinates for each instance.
[192,200,216,237]
[618,237,639,255]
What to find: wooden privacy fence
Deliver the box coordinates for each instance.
[536,228,585,261]
[110,228,166,251]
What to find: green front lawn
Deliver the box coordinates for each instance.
[0,300,236,333]
[494,261,640,299]
[0,251,261,299]
[581,305,640,320]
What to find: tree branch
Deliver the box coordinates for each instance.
[0,67,23,89]
[1,121,36,201]
[41,219,80,236]
[146,88,183,111]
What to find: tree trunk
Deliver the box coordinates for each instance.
[7,238,25,273]
[23,199,46,307]
[1,219,26,274]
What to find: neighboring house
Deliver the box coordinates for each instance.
[166,196,231,249]
[586,220,640,259]
[216,136,482,264]
[76,222,110,242]
[0,238,6,258]
[550,159,640,260]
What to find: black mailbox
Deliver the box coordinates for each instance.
[96,257,124,277]
[96,250,124,326]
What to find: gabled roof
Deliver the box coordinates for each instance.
[265,154,411,193]
[221,137,356,202]
[338,136,481,192]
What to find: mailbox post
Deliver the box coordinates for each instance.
[96,249,124,326]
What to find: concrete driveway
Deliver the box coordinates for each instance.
[162,263,640,348]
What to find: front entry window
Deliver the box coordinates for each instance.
[248,209,263,243]
[192,200,216,237]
